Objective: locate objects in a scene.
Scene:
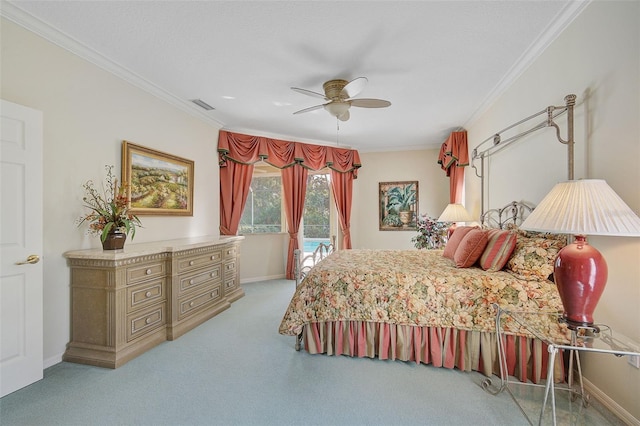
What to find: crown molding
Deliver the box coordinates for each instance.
[464,0,591,129]
[1,1,224,129]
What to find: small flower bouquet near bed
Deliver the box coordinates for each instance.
[412,214,450,249]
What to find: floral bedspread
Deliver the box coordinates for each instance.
[279,249,570,341]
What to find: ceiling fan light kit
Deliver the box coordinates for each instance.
[292,77,390,122]
[324,101,350,120]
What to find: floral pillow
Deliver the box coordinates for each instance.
[505,231,567,281]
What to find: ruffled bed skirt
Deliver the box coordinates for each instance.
[302,321,565,384]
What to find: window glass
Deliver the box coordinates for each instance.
[303,173,330,238]
[239,174,282,234]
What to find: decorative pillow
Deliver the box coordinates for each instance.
[479,229,517,272]
[505,232,567,281]
[453,229,488,268]
[442,226,477,260]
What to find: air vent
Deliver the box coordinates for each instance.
[191,99,215,111]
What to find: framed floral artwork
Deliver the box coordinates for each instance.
[379,181,418,231]
[121,141,194,216]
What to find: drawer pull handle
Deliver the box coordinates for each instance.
[145,291,152,298]
[211,272,216,277]
[146,269,152,275]
[145,317,152,324]
[189,261,195,266]
[189,301,194,307]
[211,292,216,298]
[211,255,216,260]
[189,279,195,285]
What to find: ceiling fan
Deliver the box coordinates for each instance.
[291,77,391,122]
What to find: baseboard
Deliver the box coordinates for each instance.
[583,377,639,426]
[44,353,64,369]
[241,274,287,284]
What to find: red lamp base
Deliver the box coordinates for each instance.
[553,235,608,330]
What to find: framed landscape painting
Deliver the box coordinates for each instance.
[379,181,418,231]
[122,141,194,216]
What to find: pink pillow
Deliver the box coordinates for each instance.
[454,229,488,268]
[443,226,477,260]
[479,230,517,272]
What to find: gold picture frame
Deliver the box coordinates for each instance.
[379,181,418,231]
[122,141,194,216]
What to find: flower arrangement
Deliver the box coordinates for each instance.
[411,214,450,249]
[77,165,142,242]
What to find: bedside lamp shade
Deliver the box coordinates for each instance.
[438,203,474,223]
[438,203,474,239]
[520,179,640,328]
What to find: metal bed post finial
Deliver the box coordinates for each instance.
[565,94,576,180]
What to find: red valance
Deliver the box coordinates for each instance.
[437,130,469,176]
[437,130,469,204]
[218,130,361,177]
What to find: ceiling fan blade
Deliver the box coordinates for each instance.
[293,104,326,115]
[341,77,368,98]
[291,87,328,100]
[338,110,350,122]
[350,98,391,108]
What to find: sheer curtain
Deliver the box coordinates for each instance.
[437,130,469,203]
[218,130,361,279]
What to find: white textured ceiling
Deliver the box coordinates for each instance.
[5,1,586,152]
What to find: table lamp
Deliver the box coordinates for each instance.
[438,203,474,238]
[520,179,640,329]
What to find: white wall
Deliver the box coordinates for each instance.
[351,149,450,250]
[1,19,222,366]
[465,1,639,420]
[240,233,288,282]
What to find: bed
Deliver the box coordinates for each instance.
[279,202,572,384]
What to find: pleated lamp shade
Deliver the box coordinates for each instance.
[520,179,640,329]
[520,179,640,236]
[438,203,474,223]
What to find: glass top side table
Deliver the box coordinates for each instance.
[483,304,639,425]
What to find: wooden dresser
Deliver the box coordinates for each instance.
[63,236,243,368]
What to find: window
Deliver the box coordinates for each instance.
[303,173,330,238]
[238,174,282,234]
[238,166,335,240]
[302,172,334,253]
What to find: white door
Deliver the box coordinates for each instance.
[0,99,44,397]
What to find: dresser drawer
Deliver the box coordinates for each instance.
[223,260,236,276]
[224,276,238,293]
[127,278,165,313]
[126,303,166,342]
[126,261,166,284]
[178,284,222,320]
[178,265,222,295]
[223,244,237,259]
[177,250,223,274]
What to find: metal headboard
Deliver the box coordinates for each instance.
[480,201,534,229]
[471,94,576,215]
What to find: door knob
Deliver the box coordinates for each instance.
[16,254,40,265]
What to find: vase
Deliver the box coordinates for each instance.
[399,211,414,227]
[102,231,127,250]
